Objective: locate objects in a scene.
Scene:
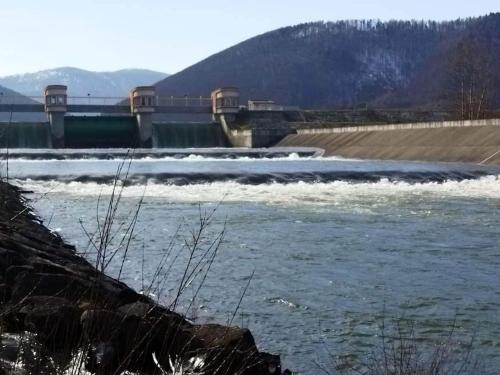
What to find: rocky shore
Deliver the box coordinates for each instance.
[0,181,281,374]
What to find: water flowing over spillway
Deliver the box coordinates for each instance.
[65,116,138,148]
[1,119,229,149]
[4,152,500,374]
[154,123,229,148]
[0,122,49,148]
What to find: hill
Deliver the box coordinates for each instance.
[0,68,169,98]
[0,85,33,104]
[0,85,44,122]
[155,14,500,111]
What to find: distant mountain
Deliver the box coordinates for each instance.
[155,13,500,110]
[0,85,45,122]
[0,68,169,98]
[0,84,33,100]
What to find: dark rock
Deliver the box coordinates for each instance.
[85,341,117,374]
[0,334,21,364]
[0,283,10,302]
[10,272,92,302]
[81,309,121,342]
[4,265,35,284]
[184,324,263,374]
[118,301,164,318]
[15,296,81,355]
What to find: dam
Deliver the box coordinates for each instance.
[3,84,500,165]
[0,85,297,149]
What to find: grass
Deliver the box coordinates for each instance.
[315,316,483,375]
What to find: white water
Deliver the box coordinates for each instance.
[17,175,500,205]
[4,153,352,163]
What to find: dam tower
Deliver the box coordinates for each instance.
[44,85,68,148]
[130,86,156,148]
[211,87,240,121]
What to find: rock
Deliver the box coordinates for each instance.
[17,296,81,355]
[80,308,158,373]
[81,309,121,342]
[118,301,164,318]
[10,271,91,303]
[4,265,34,285]
[184,324,263,374]
[0,333,21,364]
[0,283,10,302]
[85,341,117,374]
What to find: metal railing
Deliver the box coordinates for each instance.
[0,96,44,105]
[67,96,127,106]
[0,95,212,107]
[156,96,212,107]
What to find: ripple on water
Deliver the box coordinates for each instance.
[267,297,307,311]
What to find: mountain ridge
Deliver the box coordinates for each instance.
[154,13,500,110]
[0,68,169,97]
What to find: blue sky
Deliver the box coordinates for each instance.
[0,0,498,76]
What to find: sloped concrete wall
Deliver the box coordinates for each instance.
[278,121,500,164]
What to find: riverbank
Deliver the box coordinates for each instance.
[278,124,500,164]
[0,181,281,374]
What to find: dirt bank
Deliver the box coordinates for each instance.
[278,125,500,164]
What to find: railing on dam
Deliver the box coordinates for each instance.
[157,96,212,107]
[0,95,212,105]
[0,96,44,105]
[0,95,213,113]
[67,97,127,105]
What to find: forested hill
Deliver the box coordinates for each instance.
[155,13,500,110]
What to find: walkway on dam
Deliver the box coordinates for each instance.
[0,95,212,114]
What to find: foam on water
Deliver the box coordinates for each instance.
[15,175,500,205]
[5,154,352,163]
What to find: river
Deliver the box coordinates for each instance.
[5,151,500,374]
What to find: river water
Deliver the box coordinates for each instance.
[5,151,500,374]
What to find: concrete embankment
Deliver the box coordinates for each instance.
[278,120,500,164]
[0,181,281,374]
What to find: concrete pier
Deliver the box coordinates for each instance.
[44,85,67,148]
[130,86,156,148]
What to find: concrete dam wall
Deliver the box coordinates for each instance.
[0,118,228,149]
[278,120,500,165]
